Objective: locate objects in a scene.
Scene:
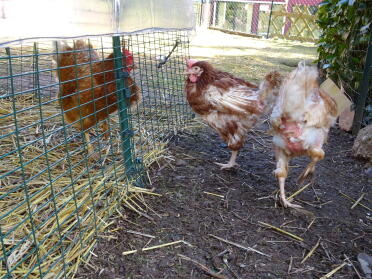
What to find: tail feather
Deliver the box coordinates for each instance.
[280,61,320,121]
[52,40,70,64]
[73,40,93,50]
[273,60,337,128]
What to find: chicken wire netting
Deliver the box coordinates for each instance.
[208,0,321,42]
[0,30,192,278]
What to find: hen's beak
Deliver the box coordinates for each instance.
[184,68,192,75]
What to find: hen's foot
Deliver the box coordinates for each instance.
[280,198,302,209]
[214,162,238,170]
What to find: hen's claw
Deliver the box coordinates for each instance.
[215,162,238,170]
[280,198,302,209]
[215,150,239,170]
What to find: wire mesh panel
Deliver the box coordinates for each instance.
[0,30,191,278]
[209,0,321,41]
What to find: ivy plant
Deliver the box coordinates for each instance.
[316,0,371,125]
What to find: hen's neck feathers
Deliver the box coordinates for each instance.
[187,62,257,93]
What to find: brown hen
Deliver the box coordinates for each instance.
[185,59,282,169]
[53,40,141,158]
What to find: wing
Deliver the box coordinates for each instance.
[205,80,262,115]
[304,89,337,128]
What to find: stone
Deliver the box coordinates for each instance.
[352,124,372,164]
[175,159,187,166]
[358,253,372,279]
[365,167,372,178]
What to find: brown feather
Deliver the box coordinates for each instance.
[54,40,141,132]
[185,60,278,153]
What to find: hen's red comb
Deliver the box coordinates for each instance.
[122,48,134,73]
[186,59,197,68]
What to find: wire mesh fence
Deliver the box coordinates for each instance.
[210,0,272,36]
[0,30,192,278]
[207,0,321,41]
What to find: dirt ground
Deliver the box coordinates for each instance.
[77,121,371,279]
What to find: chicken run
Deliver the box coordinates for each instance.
[0,2,371,279]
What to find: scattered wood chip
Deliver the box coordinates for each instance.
[351,193,366,210]
[122,240,190,256]
[208,234,271,258]
[287,256,293,274]
[344,254,362,279]
[288,182,312,200]
[320,262,347,279]
[203,191,225,199]
[339,191,372,211]
[126,230,156,238]
[258,221,304,242]
[178,254,228,279]
[301,238,321,264]
[222,252,241,279]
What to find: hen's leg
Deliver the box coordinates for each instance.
[274,147,302,208]
[84,132,99,161]
[101,121,109,140]
[298,148,324,184]
[215,150,238,170]
[84,132,93,154]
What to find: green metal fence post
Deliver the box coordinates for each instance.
[32,45,38,98]
[112,36,144,184]
[352,32,372,135]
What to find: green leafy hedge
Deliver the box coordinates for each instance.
[316,0,371,125]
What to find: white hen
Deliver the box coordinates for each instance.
[270,61,338,208]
